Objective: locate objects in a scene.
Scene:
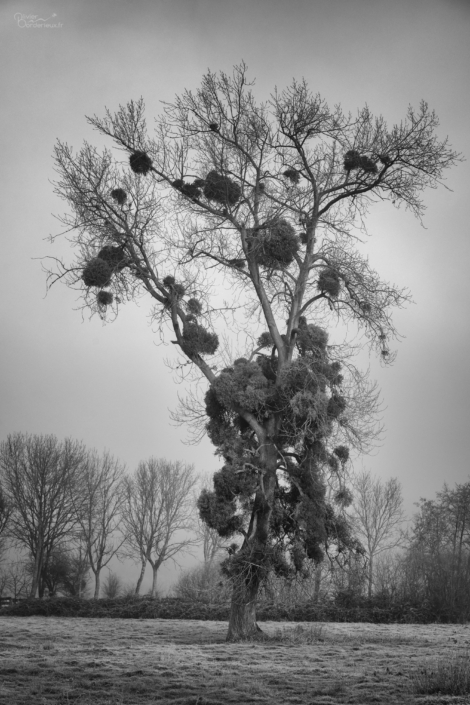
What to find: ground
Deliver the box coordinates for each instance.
[0,617,469,704]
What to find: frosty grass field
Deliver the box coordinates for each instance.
[0,617,469,705]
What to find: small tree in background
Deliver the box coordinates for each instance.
[349,471,406,597]
[122,458,198,596]
[49,64,459,639]
[73,450,126,599]
[0,433,86,598]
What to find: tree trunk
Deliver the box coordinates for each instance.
[150,565,158,597]
[227,577,262,641]
[313,564,322,603]
[368,555,374,599]
[135,559,147,595]
[93,570,101,599]
[30,538,44,598]
[226,437,278,641]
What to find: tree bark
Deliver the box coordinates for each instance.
[368,555,374,599]
[30,537,44,598]
[226,437,277,641]
[313,564,322,603]
[93,570,101,599]
[135,559,147,595]
[150,565,158,597]
[226,577,262,641]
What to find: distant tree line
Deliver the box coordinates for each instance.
[0,432,214,599]
[2,431,469,622]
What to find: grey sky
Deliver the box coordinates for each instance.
[1,0,469,591]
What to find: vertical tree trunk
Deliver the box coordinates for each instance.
[227,440,277,641]
[313,564,322,603]
[227,577,261,641]
[368,555,374,599]
[135,559,147,595]
[150,565,158,597]
[30,538,44,598]
[93,570,101,599]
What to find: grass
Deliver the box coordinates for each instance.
[1,617,470,704]
[412,648,470,695]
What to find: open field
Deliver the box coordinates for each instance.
[1,617,470,705]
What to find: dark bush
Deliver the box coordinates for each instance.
[0,595,445,623]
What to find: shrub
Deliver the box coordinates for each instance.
[129,151,152,175]
[172,562,231,604]
[101,572,122,599]
[110,188,127,205]
[413,651,470,696]
[82,258,112,288]
[203,170,241,206]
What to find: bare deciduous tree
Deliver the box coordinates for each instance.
[0,433,86,597]
[0,480,12,563]
[73,450,126,599]
[349,471,406,597]
[122,458,198,597]
[48,63,459,639]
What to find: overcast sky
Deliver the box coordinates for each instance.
[1,0,469,593]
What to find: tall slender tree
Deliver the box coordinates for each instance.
[72,450,126,599]
[122,458,198,596]
[48,64,459,638]
[349,471,406,597]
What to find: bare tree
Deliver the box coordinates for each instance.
[0,433,86,597]
[48,64,459,639]
[5,561,30,599]
[0,480,12,563]
[349,471,406,597]
[122,458,198,596]
[73,450,126,599]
